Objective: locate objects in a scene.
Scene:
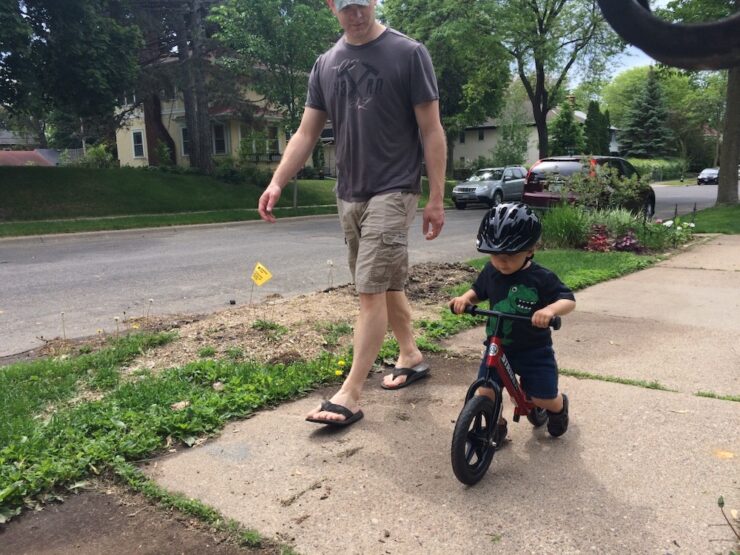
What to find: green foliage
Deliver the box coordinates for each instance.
[619,69,674,158]
[540,205,589,249]
[584,101,610,155]
[383,0,510,140]
[490,81,530,166]
[1,0,141,119]
[210,0,337,132]
[317,322,352,348]
[489,0,623,157]
[0,352,344,516]
[74,144,117,169]
[198,346,216,358]
[549,102,585,156]
[252,319,288,341]
[0,333,176,448]
[627,158,687,181]
[565,164,653,213]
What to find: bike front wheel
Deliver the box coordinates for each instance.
[451,395,500,485]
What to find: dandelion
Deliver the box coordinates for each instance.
[335,370,343,376]
[337,359,346,367]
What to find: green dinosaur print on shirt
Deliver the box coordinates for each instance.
[489,284,539,344]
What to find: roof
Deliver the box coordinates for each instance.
[0,150,55,166]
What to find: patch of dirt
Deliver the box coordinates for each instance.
[0,481,281,555]
[0,262,478,554]
[119,262,478,378]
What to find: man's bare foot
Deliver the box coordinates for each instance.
[305,390,360,423]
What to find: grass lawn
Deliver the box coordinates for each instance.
[0,167,458,237]
[692,203,740,234]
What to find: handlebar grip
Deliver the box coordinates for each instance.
[550,316,562,330]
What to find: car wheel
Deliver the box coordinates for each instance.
[454,201,466,210]
[492,190,504,206]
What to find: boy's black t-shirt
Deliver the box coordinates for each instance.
[471,261,575,353]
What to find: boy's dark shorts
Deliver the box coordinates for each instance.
[477,345,559,399]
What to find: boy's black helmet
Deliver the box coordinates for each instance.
[476,202,541,254]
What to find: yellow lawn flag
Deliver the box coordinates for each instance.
[251,262,273,286]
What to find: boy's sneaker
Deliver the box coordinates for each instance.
[495,418,508,447]
[546,394,569,437]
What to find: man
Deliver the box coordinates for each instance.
[257,0,446,427]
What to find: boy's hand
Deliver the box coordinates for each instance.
[532,307,556,328]
[448,297,470,315]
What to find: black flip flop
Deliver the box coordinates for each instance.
[381,363,430,390]
[305,400,364,427]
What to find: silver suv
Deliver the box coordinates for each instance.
[451,166,527,210]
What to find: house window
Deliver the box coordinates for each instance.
[478,129,484,141]
[213,123,227,155]
[181,127,189,157]
[459,131,465,144]
[132,130,145,158]
[267,126,279,154]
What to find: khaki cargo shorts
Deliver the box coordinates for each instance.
[337,191,419,294]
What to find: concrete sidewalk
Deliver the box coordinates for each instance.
[145,235,740,554]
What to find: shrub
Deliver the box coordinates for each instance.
[541,205,589,249]
[627,158,687,181]
[75,144,117,169]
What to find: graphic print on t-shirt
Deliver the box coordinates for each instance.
[489,284,539,345]
[333,58,384,110]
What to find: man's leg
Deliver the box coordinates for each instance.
[306,291,387,422]
[382,290,425,388]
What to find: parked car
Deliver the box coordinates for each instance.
[697,167,719,185]
[522,155,656,217]
[451,166,528,210]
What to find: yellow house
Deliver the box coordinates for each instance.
[115,89,287,169]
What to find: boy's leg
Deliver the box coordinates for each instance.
[513,347,569,437]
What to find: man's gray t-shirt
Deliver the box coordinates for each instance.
[306,28,439,202]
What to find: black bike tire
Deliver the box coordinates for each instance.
[451,395,498,485]
[526,407,548,427]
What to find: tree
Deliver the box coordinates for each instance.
[549,101,585,155]
[584,100,610,154]
[619,69,673,158]
[1,1,141,128]
[382,0,511,175]
[210,0,337,140]
[664,0,738,205]
[493,0,623,158]
[491,80,531,166]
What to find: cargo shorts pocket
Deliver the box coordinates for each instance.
[368,231,409,285]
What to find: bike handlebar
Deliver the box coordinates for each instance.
[451,304,561,330]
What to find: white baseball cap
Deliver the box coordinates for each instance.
[334,0,370,10]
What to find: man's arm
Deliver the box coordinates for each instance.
[258,107,328,222]
[414,100,446,240]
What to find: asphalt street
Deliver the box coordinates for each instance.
[0,183,725,357]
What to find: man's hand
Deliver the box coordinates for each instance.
[422,201,445,240]
[258,183,283,223]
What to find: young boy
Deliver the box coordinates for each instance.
[449,202,575,439]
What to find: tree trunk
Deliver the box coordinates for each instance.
[534,106,548,159]
[717,66,740,205]
[143,94,176,166]
[175,1,212,174]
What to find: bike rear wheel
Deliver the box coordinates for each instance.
[451,396,500,485]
